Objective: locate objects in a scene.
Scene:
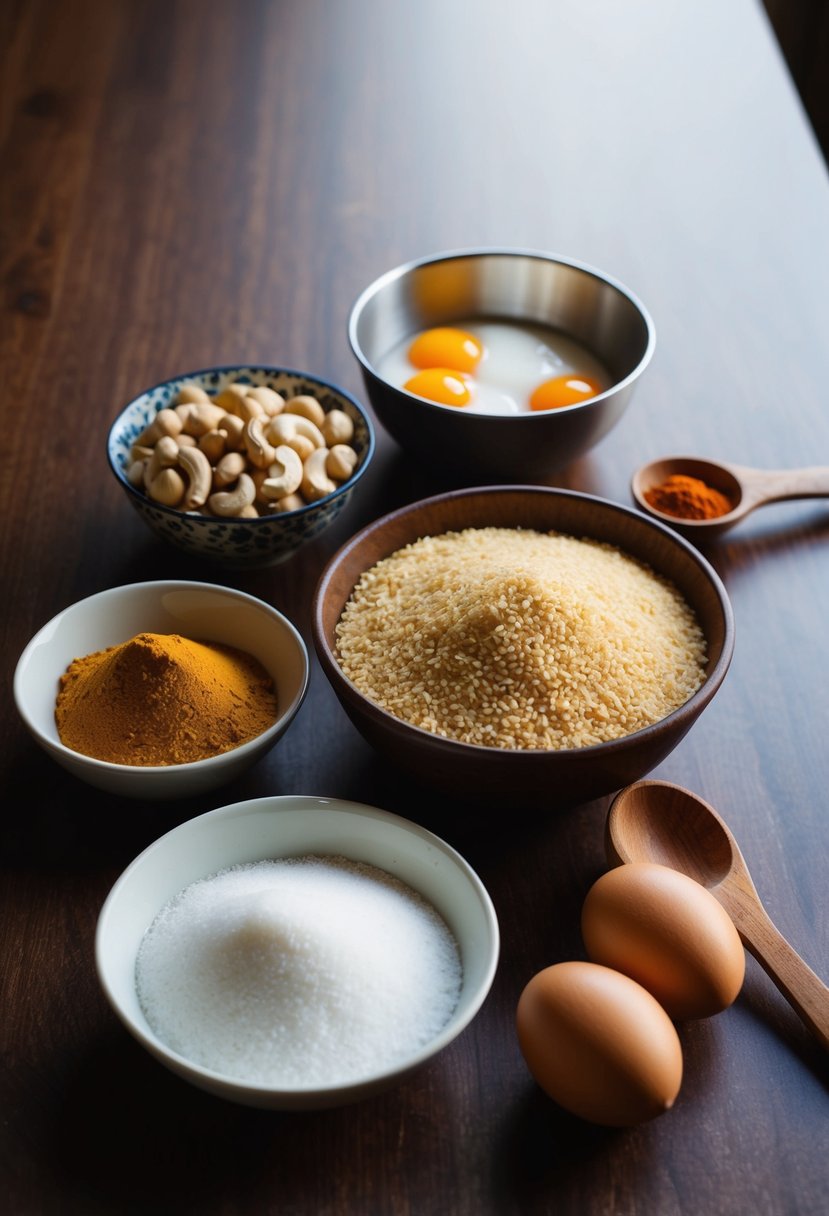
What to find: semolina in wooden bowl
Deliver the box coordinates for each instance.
[312,486,734,811]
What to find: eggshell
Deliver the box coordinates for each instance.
[581,862,745,1020]
[515,961,683,1127]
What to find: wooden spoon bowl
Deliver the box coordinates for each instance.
[607,779,829,1049]
[632,455,829,538]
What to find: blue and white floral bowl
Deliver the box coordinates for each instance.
[107,365,376,568]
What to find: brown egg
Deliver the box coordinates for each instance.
[516,961,683,1127]
[581,862,745,1020]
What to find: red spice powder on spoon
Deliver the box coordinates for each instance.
[644,473,734,521]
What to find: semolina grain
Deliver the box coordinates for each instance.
[335,527,707,750]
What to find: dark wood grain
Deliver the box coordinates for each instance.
[2,1,828,1214]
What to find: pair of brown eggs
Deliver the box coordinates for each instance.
[516,862,745,1128]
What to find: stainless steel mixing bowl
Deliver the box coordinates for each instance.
[348,247,655,481]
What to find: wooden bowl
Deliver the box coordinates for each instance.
[312,487,734,811]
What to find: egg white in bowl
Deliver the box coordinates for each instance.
[377,318,611,416]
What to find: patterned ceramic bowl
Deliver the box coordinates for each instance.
[107,365,375,568]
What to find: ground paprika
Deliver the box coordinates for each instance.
[644,473,733,521]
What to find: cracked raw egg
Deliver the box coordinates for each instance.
[407,327,484,375]
[402,367,473,407]
[529,373,604,411]
[380,320,609,415]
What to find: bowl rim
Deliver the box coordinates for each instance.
[312,484,735,759]
[95,794,501,1102]
[106,362,376,525]
[347,245,656,421]
[13,579,310,775]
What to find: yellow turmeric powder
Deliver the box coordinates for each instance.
[55,632,279,766]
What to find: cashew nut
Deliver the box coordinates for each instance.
[260,445,303,499]
[198,428,228,463]
[215,382,251,412]
[129,381,360,521]
[237,395,266,423]
[177,445,213,510]
[143,435,179,490]
[284,433,315,462]
[127,459,147,487]
[146,466,186,507]
[136,407,184,448]
[250,468,270,507]
[266,413,325,449]
[326,443,358,481]
[181,400,225,437]
[213,450,247,488]
[174,401,197,429]
[264,414,296,445]
[218,412,246,450]
[274,492,305,513]
[321,408,354,446]
[247,385,285,416]
[176,383,211,405]
[301,447,336,502]
[216,383,263,422]
[284,394,326,427]
[208,472,256,517]
[244,416,276,469]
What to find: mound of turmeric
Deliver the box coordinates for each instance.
[55,632,279,766]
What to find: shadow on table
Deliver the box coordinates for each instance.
[45,1026,483,1215]
[490,1083,620,1200]
[48,1031,272,1214]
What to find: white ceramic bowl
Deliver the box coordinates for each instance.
[95,796,500,1109]
[13,581,309,799]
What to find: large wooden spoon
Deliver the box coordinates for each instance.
[606,779,829,1049]
[632,455,829,538]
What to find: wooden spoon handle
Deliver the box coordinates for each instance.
[719,888,829,1050]
[736,465,829,509]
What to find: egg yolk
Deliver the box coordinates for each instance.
[404,368,473,407]
[408,327,484,374]
[529,374,604,411]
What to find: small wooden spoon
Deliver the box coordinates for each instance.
[632,455,829,538]
[606,779,829,1050]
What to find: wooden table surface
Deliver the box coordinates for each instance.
[2,1,828,1213]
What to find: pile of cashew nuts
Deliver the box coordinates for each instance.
[127,381,360,518]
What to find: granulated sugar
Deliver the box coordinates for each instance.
[135,856,462,1088]
[335,526,707,750]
